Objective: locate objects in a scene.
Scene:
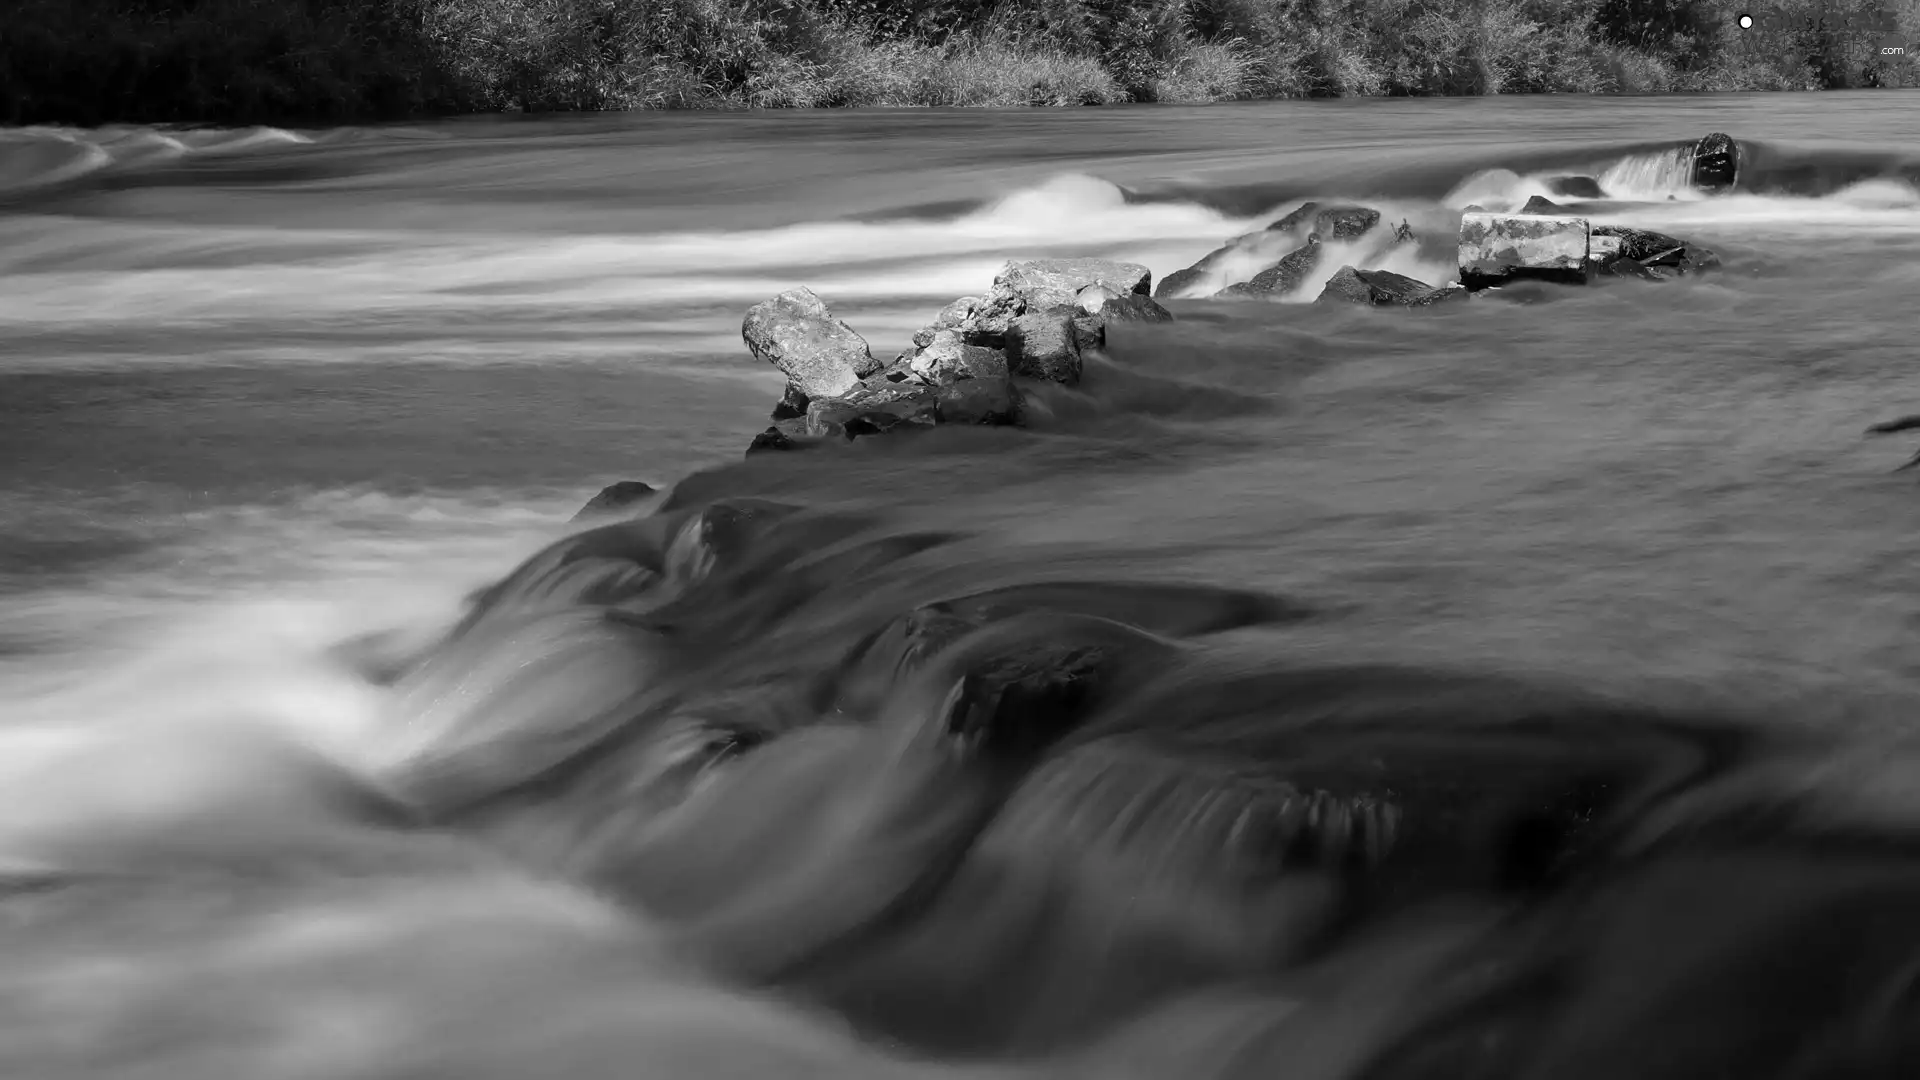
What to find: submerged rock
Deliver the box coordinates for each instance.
[1692,132,1740,194]
[572,481,658,521]
[1865,413,1920,471]
[1519,195,1568,215]
[742,287,882,399]
[1458,212,1591,291]
[1546,175,1606,199]
[1316,266,1467,308]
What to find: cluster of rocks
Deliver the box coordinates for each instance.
[1148,131,1742,310]
[1459,209,1721,290]
[739,258,1172,454]
[1155,202,1425,304]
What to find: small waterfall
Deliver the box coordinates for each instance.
[1598,144,1701,201]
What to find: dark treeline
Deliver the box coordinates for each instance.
[4,0,1917,126]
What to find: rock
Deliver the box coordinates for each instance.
[1153,265,1210,301]
[1266,202,1321,233]
[1007,309,1082,385]
[914,296,982,348]
[771,383,810,421]
[1266,202,1380,241]
[994,258,1152,312]
[1589,225,1719,276]
[804,386,940,440]
[1593,254,1666,282]
[1390,219,1417,244]
[1314,266,1467,308]
[1314,206,1381,239]
[1546,175,1606,199]
[1866,415,1920,436]
[745,418,813,456]
[1692,132,1740,194]
[1096,293,1174,323]
[1070,313,1105,353]
[1519,195,1568,215]
[572,481,658,521]
[1075,284,1123,315]
[907,330,1009,385]
[935,378,1020,426]
[1153,232,1269,300]
[1458,212,1591,291]
[741,287,882,399]
[1219,236,1323,298]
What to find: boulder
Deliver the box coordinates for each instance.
[1546,175,1606,199]
[993,258,1151,312]
[572,481,659,521]
[1692,132,1740,194]
[907,330,1009,385]
[741,287,882,399]
[1007,309,1082,385]
[1519,195,1568,215]
[1314,266,1467,308]
[1216,236,1323,298]
[1458,212,1591,291]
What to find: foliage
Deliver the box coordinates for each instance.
[3,0,1916,124]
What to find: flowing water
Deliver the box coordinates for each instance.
[3,93,1920,1077]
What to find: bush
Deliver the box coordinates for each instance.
[4,0,1915,123]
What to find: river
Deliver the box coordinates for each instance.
[2,93,1920,1077]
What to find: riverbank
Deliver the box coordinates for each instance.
[6,0,1917,126]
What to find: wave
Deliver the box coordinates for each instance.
[0,124,316,200]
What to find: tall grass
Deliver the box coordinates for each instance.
[2,0,1916,125]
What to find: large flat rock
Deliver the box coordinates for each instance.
[1458,212,1590,290]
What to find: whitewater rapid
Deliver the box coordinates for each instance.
[5,96,1920,1079]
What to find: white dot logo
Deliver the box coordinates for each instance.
[1738,13,1754,28]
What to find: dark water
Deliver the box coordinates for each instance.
[3,94,1920,1077]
